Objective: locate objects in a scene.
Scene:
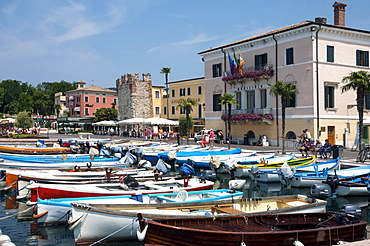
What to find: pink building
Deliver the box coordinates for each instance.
[65,81,117,117]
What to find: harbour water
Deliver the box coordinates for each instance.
[1,175,369,246]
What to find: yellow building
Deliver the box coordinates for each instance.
[152,85,165,118]
[166,77,205,135]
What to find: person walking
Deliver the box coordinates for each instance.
[218,130,224,144]
[209,129,215,148]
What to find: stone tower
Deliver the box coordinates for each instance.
[116,73,153,120]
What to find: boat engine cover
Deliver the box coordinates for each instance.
[309,183,332,200]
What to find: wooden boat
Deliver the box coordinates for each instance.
[26,177,214,202]
[33,189,243,225]
[0,145,71,155]
[68,194,327,244]
[234,155,316,178]
[137,212,367,246]
[250,157,341,183]
[280,163,370,188]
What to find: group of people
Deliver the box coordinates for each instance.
[197,129,224,148]
[299,137,332,158]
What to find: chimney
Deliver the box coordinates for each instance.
[333,2,347,26]
[315,17,327,24]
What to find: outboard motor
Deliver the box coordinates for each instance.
[199,170,216,181]
[323,174,339,194]
[336,205,362,224]
[250,165,259,175]
[309,183,332,200]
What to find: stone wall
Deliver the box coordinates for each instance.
[116,73,153,120]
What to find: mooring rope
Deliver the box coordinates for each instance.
[0,205,34,221]
[0,182,30,202]
[0,180,17,191]
[89,219,136,246]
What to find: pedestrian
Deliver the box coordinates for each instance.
[299,139,311,157]
[209,129,215,148]
[218,130,224,144]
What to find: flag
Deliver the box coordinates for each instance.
[233,51,239,74]
[238,50,245,74]
[228,53,235,75]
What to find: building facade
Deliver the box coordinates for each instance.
[198,2,370,148]
[64,81,118,117]
[166,77,205,135]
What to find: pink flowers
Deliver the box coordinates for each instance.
[221,113,273,122]
[222,68,274,82]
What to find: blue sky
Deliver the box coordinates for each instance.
[0,0,369,88]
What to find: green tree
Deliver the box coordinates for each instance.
[0,79,33,112]
[160,67,171,119]
[15,111,34,129]
[219,93,238,149]
[179,115,194,137]
[111,102,116,109]
[33,90,54,118]
[18,92,34,112]
[341,70,370,151]
[176,98,197,145]
[94,108,118,121]
[268,80,299,154]
[4,101,19,114]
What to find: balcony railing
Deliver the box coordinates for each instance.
[222,64,274,82]
[223,108,272,115]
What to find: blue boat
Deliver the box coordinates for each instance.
[158,148,242,162]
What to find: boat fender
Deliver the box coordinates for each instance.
[241,242,246,246]
[32,211,48,219]
[62,154,67,160]
[293,241,304,246]
[136,224,148,241]
[183,177,189,187]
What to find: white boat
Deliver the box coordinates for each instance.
[68,194,326,244]
[336,178,370,196]
[33,189,243,225]
[26,177,215,203]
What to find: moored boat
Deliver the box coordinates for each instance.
[138,211,367,246]
[68,194,327,244]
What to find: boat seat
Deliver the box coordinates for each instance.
[212,206,244,215]
[276,199,309,208]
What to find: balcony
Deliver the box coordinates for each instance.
[221,108,273,125]
[222,64,274,83]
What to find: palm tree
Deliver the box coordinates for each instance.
[268,81,299,154]
[54,104,62,118]
[160,67,171,119]
[219,93,238,149]
[176,98,197,145]
[341,70,370,151]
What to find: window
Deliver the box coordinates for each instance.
[286,47,294,65]
[324,86,335,108]
[84,96,88,102]
[155,107,160,115]
[213,94,221,111]
[155,91,160,98]
[246,91,255,109]
[235,92,241,110]
[76,97,80,103]
[198,86,202,95]
[171,106,175,115]
[180,107,185,114]
[102,98,106,103]
[198,104,202,118]
[85,108,89,115]
[187,87,191,96]
[114,99,117,104]
[260,89,267,108]
[255,53,267,70]
[286,86,296,108]
[96,97,100,103]
[356,50,369,67]
[180,88,185,96]
[365,94,370,110]
[327,45,334,62]
[212,63,222,77]
[163,106,167,115]
[171,89,175,97]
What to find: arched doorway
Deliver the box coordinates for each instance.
[244,130,255,145]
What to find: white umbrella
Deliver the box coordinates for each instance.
[145,117,179,125]
[118,118,146,124]
[92,120,117,126]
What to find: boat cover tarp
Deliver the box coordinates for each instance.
[158,148,242,162]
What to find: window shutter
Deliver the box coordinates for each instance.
[327,46,334,62]
[356,50,361,66]
[324,86,329,108]
[329,87,335,108]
